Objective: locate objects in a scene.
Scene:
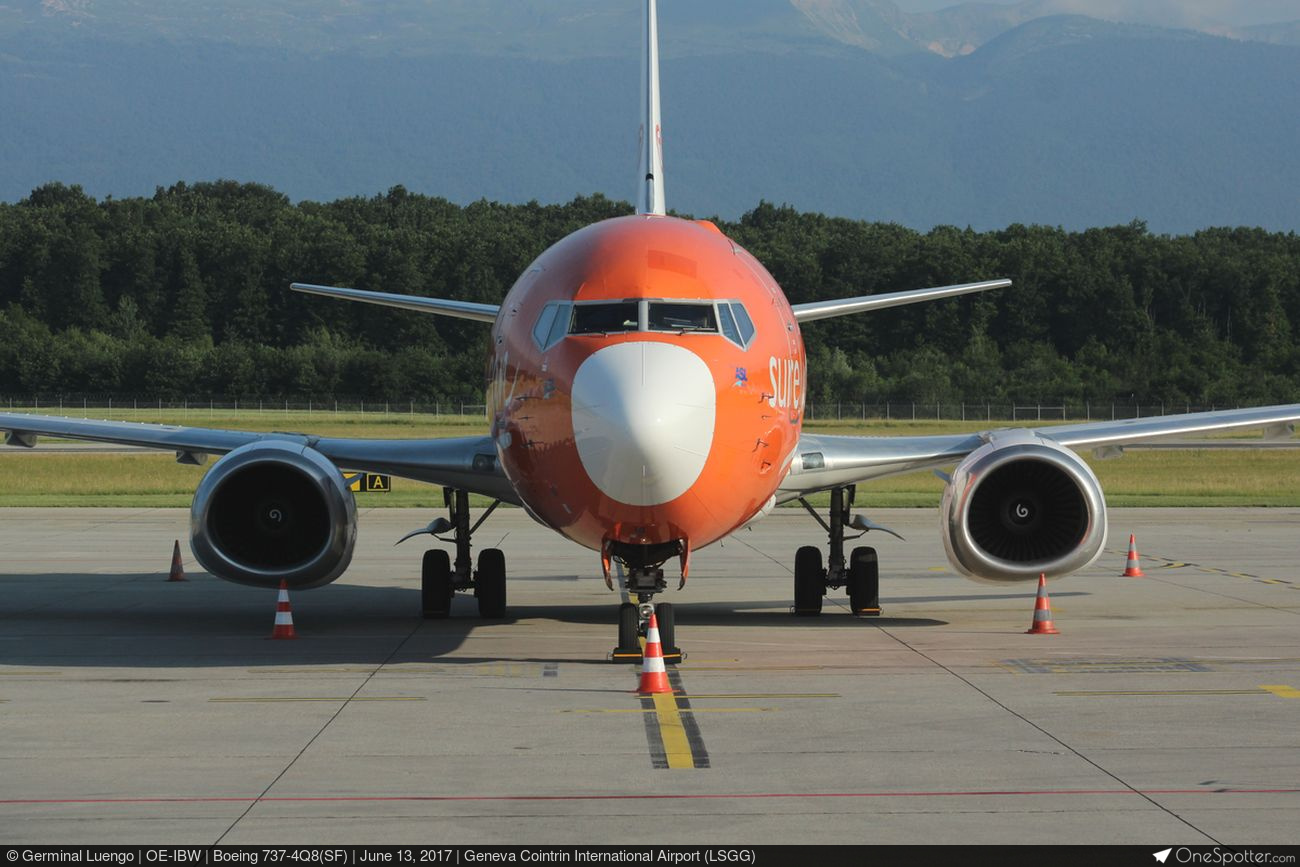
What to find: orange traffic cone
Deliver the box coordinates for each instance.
[1025,574,1059,635]
[167,540,186,582]
[636,613,672,694]
[1122,534,1145,577]
[270,580,298,640]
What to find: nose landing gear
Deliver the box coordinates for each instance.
[610,559,683,665]
[794,485,900,617]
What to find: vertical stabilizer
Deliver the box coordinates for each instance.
[637,0,666,216]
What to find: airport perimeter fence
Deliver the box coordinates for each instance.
[802,401,1243,422]
[0,395,491,421]
[0,395,1249,423]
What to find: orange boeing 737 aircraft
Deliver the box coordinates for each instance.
[4,0,1300,659]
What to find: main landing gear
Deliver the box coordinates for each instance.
[608,543,684,665]
[794,485,902,617]
[398,487,505,619]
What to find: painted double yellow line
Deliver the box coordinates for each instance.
[649,689,696,769]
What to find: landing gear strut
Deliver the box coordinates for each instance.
[795,485,898,617]
[404,487,505,619]
[610,551,683,665]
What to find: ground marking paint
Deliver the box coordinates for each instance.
[566,708,773,714]
[5,788,1300,806]
[651,690,694,768]
[1057,689,1269,697]
[1056,685,1299,699]
[209,696,425,703]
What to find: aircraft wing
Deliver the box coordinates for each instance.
[791,279,1010,323]
[290,283,499,322]
[0,412,518,504]
[778,404,1300,500]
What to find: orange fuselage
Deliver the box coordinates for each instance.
[486,215,805,557]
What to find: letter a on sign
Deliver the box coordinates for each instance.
[365,474,391,493]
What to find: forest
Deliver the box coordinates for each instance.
[1,181,1298,407]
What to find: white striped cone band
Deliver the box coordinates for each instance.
[642,655,666,674]
[1033,608,1052,622]
[646,625,660,646]
[274,612,294,625]
[278,589,290,604]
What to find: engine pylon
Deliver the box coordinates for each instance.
[1025,574,1059,635]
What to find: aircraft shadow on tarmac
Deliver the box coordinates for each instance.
[0,572,1088,668]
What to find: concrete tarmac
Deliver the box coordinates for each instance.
[1,507,1298,845]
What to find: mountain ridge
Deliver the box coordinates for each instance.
[2,5,1297,232]
[9,0,1300,57]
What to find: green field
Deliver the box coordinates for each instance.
[1,410,1297,508]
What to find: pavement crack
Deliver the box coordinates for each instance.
[872,623,1226,846]
[212,617,425,844]
[728,534,792,574]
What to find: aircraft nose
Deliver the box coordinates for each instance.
[571,341,717,507]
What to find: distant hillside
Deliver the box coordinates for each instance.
[836,0,1300,57]
[1246,19,1300,45]
[2,5,1298,231]
[10,0,1299,57]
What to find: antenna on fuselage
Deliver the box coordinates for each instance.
[637,0,666,216]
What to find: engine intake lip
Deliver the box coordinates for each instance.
[190,441,356,589]
[943,437,1107,583]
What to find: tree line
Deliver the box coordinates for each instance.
[1,181,1298,405]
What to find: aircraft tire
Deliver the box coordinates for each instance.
[654,601,678,662]
[793,545,824,616]
[848,546,880,616]
[421,549,453,619]
[476,547,507,618]
[617,602,639,652]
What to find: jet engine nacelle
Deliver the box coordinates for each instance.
[941,431,1107,583]
[190,441,357,589]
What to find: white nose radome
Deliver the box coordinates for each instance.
[571,342,716,507]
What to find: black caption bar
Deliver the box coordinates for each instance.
[3,847,1298,867]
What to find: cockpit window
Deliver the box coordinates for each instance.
[532,302,571,351]
[570,302,640,335]
[729,302,756,346]
[531,298,756,349]
[717,303,741,345]
[648,302,717,333]
[546,303,571,347]
[532,304,559,348]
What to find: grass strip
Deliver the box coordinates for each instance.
[3,448,1298,508]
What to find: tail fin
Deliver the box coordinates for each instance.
[636,0,666,216]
